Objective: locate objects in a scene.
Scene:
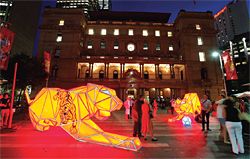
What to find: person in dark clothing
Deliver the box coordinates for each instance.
[223,98,244,155]
[1,93,10,127]
[133,95,144,137]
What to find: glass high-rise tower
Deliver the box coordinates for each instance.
[56,0,111,14]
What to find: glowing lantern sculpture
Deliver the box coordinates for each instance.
[171,93,201,122]
[25,83,141,151]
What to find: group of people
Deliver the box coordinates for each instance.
[201,93,248,155]
[124,95,158,141]
[216,95,249,155]
[0,93,11,128]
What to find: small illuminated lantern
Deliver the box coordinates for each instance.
[182,116,192,127]
[25,83,141,151]
[169,93,201,124]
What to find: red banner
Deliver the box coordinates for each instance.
[0,27,15,70]
[221,50,238,80]
[44,51,51,74]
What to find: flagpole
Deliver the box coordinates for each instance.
[219,54,227,97]
[8,62,17,128]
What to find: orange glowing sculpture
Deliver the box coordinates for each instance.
[171,93,201,120]
[25,83,141,151]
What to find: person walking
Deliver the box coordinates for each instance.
[201,94,212,131]
[141,99,158,141]
[133,95,144,137]
[216,95,230,144]
[223,98,244,155]
[124,97,131,119]
[153,99,158,118]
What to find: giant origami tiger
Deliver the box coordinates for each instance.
[25,83,141,151]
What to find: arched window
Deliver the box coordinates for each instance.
[85,70,90,78]
[113,70,118,79]
[158,71,162,79]
[99,70,105,79]
[144,71,149,79]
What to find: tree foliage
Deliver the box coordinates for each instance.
[5,53,46,89]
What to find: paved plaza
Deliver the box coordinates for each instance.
[1,109,249,159]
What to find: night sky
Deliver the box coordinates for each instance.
[112,0,250,23]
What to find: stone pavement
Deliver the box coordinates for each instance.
[0,109,249,159]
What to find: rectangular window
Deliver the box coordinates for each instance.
[87,41,92,49]
[59,20,64,26]
[199,52,206,62]
[155,30,160,37]
[114,29,119,35]
[142,30,148,36]
[156,43,161,51]
[143,43,148,50]
[100,41,106,49]
[128,29,134,36]
[197,37,203,45]
[169,45,173,51]
[56,33,62,42]
[88,28,94,35]
[101,29,107,35]
[167,31,172,37]
[196,24,201,30]
[114,41,119,49]
[55,49,61,58]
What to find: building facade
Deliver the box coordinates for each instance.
[37,8,223,100]
[214,0,249,49]
[228,32,250,93]
[56,0,111,14]
[0,0,12,23]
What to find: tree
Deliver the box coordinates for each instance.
[3,53,46,103]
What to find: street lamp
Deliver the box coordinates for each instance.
[212,51,227,96]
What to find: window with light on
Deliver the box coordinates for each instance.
[196,24,201,30]
[167,31,172,37]
[155,30,160,37]
[169,45,173,51]
[142,30,148,36]
[197,37,203,45]
[88,29,94,35]
[114,29,119,35]
[128,29,134,36]
[199,52,206,62]
[101,29,107,35]
[56,33,62,42]
[59,20,64,26]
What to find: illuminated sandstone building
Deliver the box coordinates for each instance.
[38,9,223,100]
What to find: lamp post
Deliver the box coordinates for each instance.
[212,51,227,97]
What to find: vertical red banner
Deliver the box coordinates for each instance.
[221,50,238,80]
[44,51,51,74]
[0,27,15,70]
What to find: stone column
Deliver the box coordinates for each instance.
[120,63,122,79]
[155,64,159,79]
[170,64,175,79]
[106,63,109,79]
[90,63,93,78]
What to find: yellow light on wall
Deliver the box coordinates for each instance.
[25,83,141,151]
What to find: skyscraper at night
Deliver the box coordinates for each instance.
[56,0,111,14]
[0,0,12,23]
[214,0,249,49]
